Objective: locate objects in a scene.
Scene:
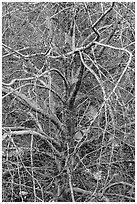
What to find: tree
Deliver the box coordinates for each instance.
[2,2,135,202]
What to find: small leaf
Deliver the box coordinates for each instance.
[19,191,28,196]
[74,131,83,141]
[86,105,98,120]
[65,32,72,46]
[93,171,102,181]
[102,195,110,202]
[2,133,8,141]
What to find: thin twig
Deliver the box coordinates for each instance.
[67,168,75,202]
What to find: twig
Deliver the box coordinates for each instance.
[2,87,66,134]
[82,2,115,45]
[65,187,93,195]
[67,168,75,202]
[102,181,135,194]
[94,41,132,100]
[2,46,30,58]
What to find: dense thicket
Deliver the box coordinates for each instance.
[2,2,135,202]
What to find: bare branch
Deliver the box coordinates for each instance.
[2,87,66,134]
[67,54,85,109]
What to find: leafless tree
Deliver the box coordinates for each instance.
[2,2,135,202]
